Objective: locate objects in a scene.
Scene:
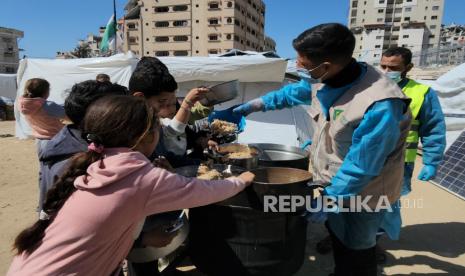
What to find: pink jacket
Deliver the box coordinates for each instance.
[8,148,246,276]
[18,97,64,139]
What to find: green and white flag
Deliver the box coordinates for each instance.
[100,15,117,52]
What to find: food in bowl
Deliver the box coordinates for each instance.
[217,144,258,159]
[197,163,224,180]
[210,119,237,135]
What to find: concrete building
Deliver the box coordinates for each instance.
[0,27,24,73]
[438,24,465,65]
[123,0,275,57]
[349,0,444,66]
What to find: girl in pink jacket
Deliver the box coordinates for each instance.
[18,78,66,140]
[8,95,254,276]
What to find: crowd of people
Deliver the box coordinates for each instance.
[7,23,446,276]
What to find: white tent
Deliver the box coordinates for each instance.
[15,52,312,147]
[417,63,465,149]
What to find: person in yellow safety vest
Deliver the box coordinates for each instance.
[377,46,447,263]
[380,46,446,195]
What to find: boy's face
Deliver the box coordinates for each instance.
[144,92,176,118]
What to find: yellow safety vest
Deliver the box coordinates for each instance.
[402,79,430,163]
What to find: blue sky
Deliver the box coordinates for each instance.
[0,0,463,59]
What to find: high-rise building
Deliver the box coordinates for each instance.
[348,0,444,66]
[123,0,275,57]
[439,24,465,65]
[0,27,23,73]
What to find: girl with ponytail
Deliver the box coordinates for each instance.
[8,95,254,276]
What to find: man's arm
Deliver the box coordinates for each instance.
[325,99,407,197]
[418,89,447,166]
[233,80,312,115]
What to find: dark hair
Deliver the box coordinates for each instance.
[128,56,178,97]
[382,47,412,66]
[96,73,110,82]
[64,80,129,127]
[292,23,356,63]
[23,78,50,98]
[13,95,158,255]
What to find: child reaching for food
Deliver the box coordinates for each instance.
[8,95,254,276]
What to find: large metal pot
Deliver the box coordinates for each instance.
[251,167,317,213]
[250,143,310,170]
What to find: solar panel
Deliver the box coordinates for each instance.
[432,130,465,200]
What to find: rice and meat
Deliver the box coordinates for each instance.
[210,119,237,135]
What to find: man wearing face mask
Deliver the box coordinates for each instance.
[380,47,446,191]
[376,47,446,261]
[234,23,412,276]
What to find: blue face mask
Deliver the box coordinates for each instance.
[385,71,402,83]
[297,63,327,85]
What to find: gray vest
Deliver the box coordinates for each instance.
[308,65,412,207]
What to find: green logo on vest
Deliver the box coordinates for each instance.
[333,109,343,120]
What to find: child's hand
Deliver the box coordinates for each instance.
[237,172,255,186]
[207,140,219,151]
[185,87,209,104]
[153,156,174,172]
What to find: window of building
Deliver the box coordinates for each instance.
[395,8,402,13]
[155,51,170,56]
[351,9,357,17]
[374,53,380,57]
[174,51,189,56]
[208,2,220,10]
[209,49,219,54]
[352,1,358,8]
[430,25,436,29]
[378,9,384,13]
[246,41,250,46]
[403,34,409,38]
[196,36,199,39]
[196,20,199,23]
[146,22,149,26]
[431,16,438,20]
[376,35,383,39]
[234,35,239,41]
[226,17,233,24]
[226,34,232,40]
[404,17,410,21]
[155,6,169,13]
[127,23,136,29]
[405,7,412,12]
[234,19,240,26]
[351,18,356,24]
[227,1,233,8]
[209,18,219,25]
[429,35,435,38]
[155,36,169,42]
[209,34,219,41]
[173,36,189,42]
[173,5,188,12]
[235,3,241,11]
[406,0,412,2]
[379,0,385,3]
[377,18,384,22]
[129,37,137,43]
[393,26,400,31]
[432,6,439,10]
[173,20,188,27]
[155,21,169,28]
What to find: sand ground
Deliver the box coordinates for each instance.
[1,120,464,275]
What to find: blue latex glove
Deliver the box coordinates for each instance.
[301,139,312,150]
[417,165,437,181]
[232,98,264,116]
[208,105,246,132]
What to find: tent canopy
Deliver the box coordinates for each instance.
[15,52,299,143]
